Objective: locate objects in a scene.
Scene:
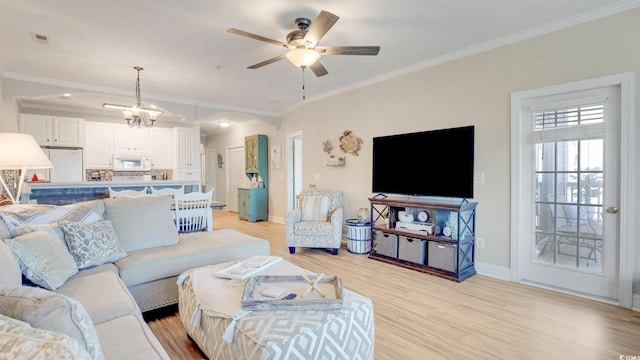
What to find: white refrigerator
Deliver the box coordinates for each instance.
[43,148,84,182]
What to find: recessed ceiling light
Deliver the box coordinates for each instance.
[61,93,71,98]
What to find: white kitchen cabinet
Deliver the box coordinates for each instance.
[177,169,201,181]
[149,127,173,169]
[19,114,85,147]
[85,122,114,169]
[174,127,200,169]
[113,124,149,154]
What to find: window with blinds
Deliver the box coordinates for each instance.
[534,104,604,130]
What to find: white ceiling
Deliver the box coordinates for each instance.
[1,0,637,134]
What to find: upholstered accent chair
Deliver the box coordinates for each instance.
[285,190,343,255]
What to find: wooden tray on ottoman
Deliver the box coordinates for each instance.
[241,275,343,311]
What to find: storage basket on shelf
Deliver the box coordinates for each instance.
[345,219,371,254]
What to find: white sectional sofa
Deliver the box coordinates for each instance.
[0,195,270,359]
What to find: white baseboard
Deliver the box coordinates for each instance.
[473,262,640,312]
[633,294,640,312]
[475,261,511,280]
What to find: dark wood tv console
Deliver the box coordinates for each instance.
[368,195,477,282]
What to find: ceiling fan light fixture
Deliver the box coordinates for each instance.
[286,48,321,68]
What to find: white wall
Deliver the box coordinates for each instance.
[210,8,640,291]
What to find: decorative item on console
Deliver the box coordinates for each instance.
[395,208,434,234]
[356,208,370,223]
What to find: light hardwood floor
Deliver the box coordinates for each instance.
[145,210,640,359]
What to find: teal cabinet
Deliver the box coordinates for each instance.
[238,188,268,222]
[239,135,268,222]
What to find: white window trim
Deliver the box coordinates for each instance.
[510,72,636,309]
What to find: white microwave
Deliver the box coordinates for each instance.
[113,154,151,171]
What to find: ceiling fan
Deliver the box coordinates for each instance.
[227,10,380,77]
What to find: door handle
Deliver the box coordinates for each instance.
[606,206,618,214]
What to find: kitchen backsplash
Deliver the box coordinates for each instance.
[85,169,172,182]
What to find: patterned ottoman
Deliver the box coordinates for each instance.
[177,259,375,360]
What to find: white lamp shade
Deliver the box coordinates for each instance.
[0,133,53,169]
[286,48,321,68]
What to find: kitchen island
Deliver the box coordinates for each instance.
[26,180,201,205]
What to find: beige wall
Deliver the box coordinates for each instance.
[210,8,640,286]
[0,76,19,132]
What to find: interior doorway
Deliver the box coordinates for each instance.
[226,146,248,212]
[204,148,216,198]
[287,131,303,211]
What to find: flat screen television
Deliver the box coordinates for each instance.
[372,125,474,199]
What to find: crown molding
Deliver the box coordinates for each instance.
[285,0,640,114]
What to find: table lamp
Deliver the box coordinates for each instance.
[0,133,53,204]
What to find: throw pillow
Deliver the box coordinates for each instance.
[0,203,102,234]
[12,222,67,249]
[103,195,179,252]
[59,220,127,269]
[0,314,92,360]
[0,240,21,288]
[0,287,103,360]
[300,195,329,221]
[0,218,10,239]
[4,231,78,290]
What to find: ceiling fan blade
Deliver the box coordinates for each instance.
[309,61,328,77]
[304,10,339,46]
[247,54,287,69]
[319,46,381,56]
[227,28,289,48]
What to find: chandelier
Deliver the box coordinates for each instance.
[104,66,161,128]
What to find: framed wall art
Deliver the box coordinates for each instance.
[271,146,281,170]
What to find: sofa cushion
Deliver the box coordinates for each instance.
[56,271,141,325]
[116,229,270,287]
[300,195,329,221]
[59,220,128,269]
[0,287,104,360]
[0,240,21,288]
[0,314,92,360]
[103,196,179,252]
[4,231,78,290]
[94,314,170,360]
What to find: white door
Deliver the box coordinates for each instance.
[511,73,635,306]
[226,146,247,212]
[287,131,303,211]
